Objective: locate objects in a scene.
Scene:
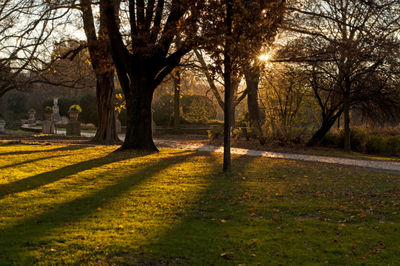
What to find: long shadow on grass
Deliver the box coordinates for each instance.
[0,154,68,170]
[0,145,87,156]
[132,154,257,265]
[0,151,197,263]
[0,148,141,199]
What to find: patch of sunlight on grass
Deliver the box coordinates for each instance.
[0,144,399,265]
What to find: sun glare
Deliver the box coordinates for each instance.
[258,53,271,62]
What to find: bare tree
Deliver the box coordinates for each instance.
[286,0,400,149]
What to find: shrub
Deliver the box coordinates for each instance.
[153,94,217,126]
[181,95,217,124]
[208,125,224,139]
[153,94,174,126]
[365,135,390,155]
[387,135,400,156]
[322,132,342,147]
[349,127,369,153]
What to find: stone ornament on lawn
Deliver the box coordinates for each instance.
[68,104,81,121]
[67,104,82,136]
[52,98,61,122]
[42,106,54,134]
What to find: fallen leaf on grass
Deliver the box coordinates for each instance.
[220,252,234,260]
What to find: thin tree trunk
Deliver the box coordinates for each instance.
[91,71,120,144]
[343,93,351,152]
[173,68,181,133]
[223,0,233,173]
[307,110,343,146]
[121,81,158,152]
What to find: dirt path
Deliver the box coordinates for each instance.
[155,139,400,174]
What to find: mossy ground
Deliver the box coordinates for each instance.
[0,143,399,265]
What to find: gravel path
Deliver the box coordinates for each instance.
[155,139,400,173]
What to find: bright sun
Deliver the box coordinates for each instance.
[258,53,271,62]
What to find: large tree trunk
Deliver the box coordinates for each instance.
[307,110,343,146]
[121,80,157,152]
[81,0,119,145]
[91,71,120,144]
[244,68,266,145]
[343,93,351,152]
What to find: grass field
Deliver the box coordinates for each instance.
[0,143,399,265]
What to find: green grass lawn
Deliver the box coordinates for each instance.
[0,143,399,265]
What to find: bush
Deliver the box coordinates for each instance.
[153,94,217,126]
[153,94,174,126]
[208,125,224,139]
[321,127,400,156]
[349,127,369,153]
[365,135,390,155]
[181,95,217,124]
[2,111,24,130]
[322,132,342,147]
[387,136,400,156]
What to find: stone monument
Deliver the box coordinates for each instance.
[52,98,61,122]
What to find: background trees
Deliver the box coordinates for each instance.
[285,0,400,149]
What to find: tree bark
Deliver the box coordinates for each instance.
[121,79,158,152]
[307,109,343,146]
[81,0,119,145]
[91,71,120,144]
[244,67,266,145]
[343,93,351,152]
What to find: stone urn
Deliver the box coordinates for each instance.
[0,119,5,134]
[68,110,79,121]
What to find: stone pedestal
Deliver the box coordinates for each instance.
[66,121,81,136]
[0,120,5,133]
[42,120,54,134]
[53,106,60,122]
[28,110,36,126]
